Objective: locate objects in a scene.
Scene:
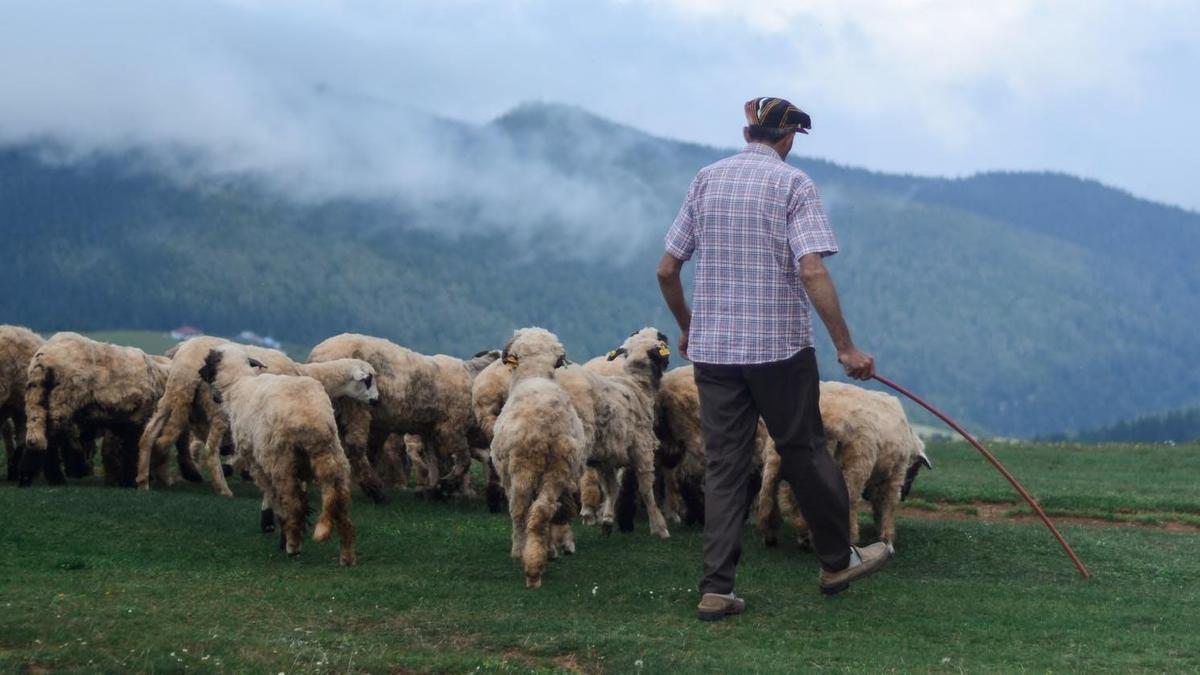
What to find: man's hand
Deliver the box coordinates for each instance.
[837,346,875,380]
[679,328,690,360]
[657,252,693,361]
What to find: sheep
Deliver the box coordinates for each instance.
[19,332,181,487]
[755,381,932,547]
[634,365,770,529]
[136,337,375,497]
[306,334,497,503]
[471,351,621,515]
[199,344,361,565]
[489,327,586,588]
[1,325,45,481]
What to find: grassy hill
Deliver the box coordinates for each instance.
[2,102,1198,436]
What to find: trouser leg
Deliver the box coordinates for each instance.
[694,362,760,594]
[745,348,850,572]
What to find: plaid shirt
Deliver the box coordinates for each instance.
[665,143,838,365]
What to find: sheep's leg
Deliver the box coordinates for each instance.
[485,454,506,513]
[841,457,872,546]
[661,469,683,524]
[579,466,601,525]
[99,432,121,487]
[337,404,387,504]
[631,446,670,539]
[311,449,356,566]
[523,486,558,589]
[277,476,306,556]
[174,430,203,483]
[876,471,905,544]
[6,414,26,482]
[431,428,472,498]
[202,421,234,497]
[597,468,620,535]
[507,474,534,559]
[2,418,14,479]
[755,443,784,546]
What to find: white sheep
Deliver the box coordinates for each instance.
[490,327,586,588]
[199,344,364,565]
[756,381,932,547]
[306,334,495,503]
[20,332,184,487]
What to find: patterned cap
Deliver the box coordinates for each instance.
[744,97,811,134]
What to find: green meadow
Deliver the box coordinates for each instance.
[1,441,1197,673]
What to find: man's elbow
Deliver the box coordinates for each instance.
[656,256,683,283]
[798,254,827,285]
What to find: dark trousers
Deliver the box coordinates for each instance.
[694,348,850,594]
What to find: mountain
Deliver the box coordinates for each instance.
[1068,405,1200,443]
[2,102,1198,437]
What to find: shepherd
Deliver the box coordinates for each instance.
[656,97,894,621]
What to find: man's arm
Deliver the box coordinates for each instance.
[656,252,692,358]
[799,253,874,380]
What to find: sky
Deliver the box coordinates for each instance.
[1,0,1197,211]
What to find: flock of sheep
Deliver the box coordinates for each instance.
[0,323,931,588]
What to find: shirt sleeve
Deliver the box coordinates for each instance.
[664,176,699,261]
[787,178,838,260]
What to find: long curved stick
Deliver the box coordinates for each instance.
[872,374,1091,579]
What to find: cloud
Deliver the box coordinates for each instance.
[0,0,1196,213]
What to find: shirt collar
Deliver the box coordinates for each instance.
[741,143,783,162]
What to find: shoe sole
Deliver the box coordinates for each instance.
[697,609,741,622]
[820,582,850,596]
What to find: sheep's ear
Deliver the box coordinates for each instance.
[606,348,628,361]
[657,331,669,344]
[918,450,933,470]
[247,357,267,370]
[503,352,519,369]
[554,354,567,368]
[198,350,222,383]
[472,349,492,358]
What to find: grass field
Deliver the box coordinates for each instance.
[2,442,1198,673]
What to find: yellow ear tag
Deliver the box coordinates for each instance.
[658,344,671,357]
[606,350,618,360]
[504,355,519,369]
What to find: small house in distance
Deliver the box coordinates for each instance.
[169,325,204,341]
[237,330,281,349]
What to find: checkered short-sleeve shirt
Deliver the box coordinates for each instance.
[664,143,838,365]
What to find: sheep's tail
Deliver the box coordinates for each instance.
[18,359,53,485]
[522,475,562,588]
[310,443,356,565]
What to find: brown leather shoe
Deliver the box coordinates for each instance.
[819,541,895,595]
[697,592,746,622]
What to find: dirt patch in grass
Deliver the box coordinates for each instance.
[898,501,1200,533]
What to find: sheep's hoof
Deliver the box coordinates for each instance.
[600,522,613,536]
[221,464,234,478]
[339,552,356,567]
[239,470,254,482]
[763,532,779,547]
[525,576,542,589]
[261,509,276,533]
[562,541,576,555]
[313,520,332,543]
[580,513,596,526]
[365,485,390,504]
[796,536,813,551]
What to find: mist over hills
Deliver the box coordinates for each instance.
[2,102,1197,437]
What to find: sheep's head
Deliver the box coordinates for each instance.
[341,360,380,406]
[900,446,933,501]
[465,349,502,379]
[502,327,567,377]
[198,345,264,403]
[608,327,670,382]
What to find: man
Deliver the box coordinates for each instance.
[657,97,893,622]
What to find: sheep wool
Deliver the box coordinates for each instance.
[307,334,489,503]
[20,333,176,487]
[490,327,586,588]
[1,325,45,481]
[200,344,357,565]
[756,381,931,547]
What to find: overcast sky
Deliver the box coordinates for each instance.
[1,0,1197,211]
